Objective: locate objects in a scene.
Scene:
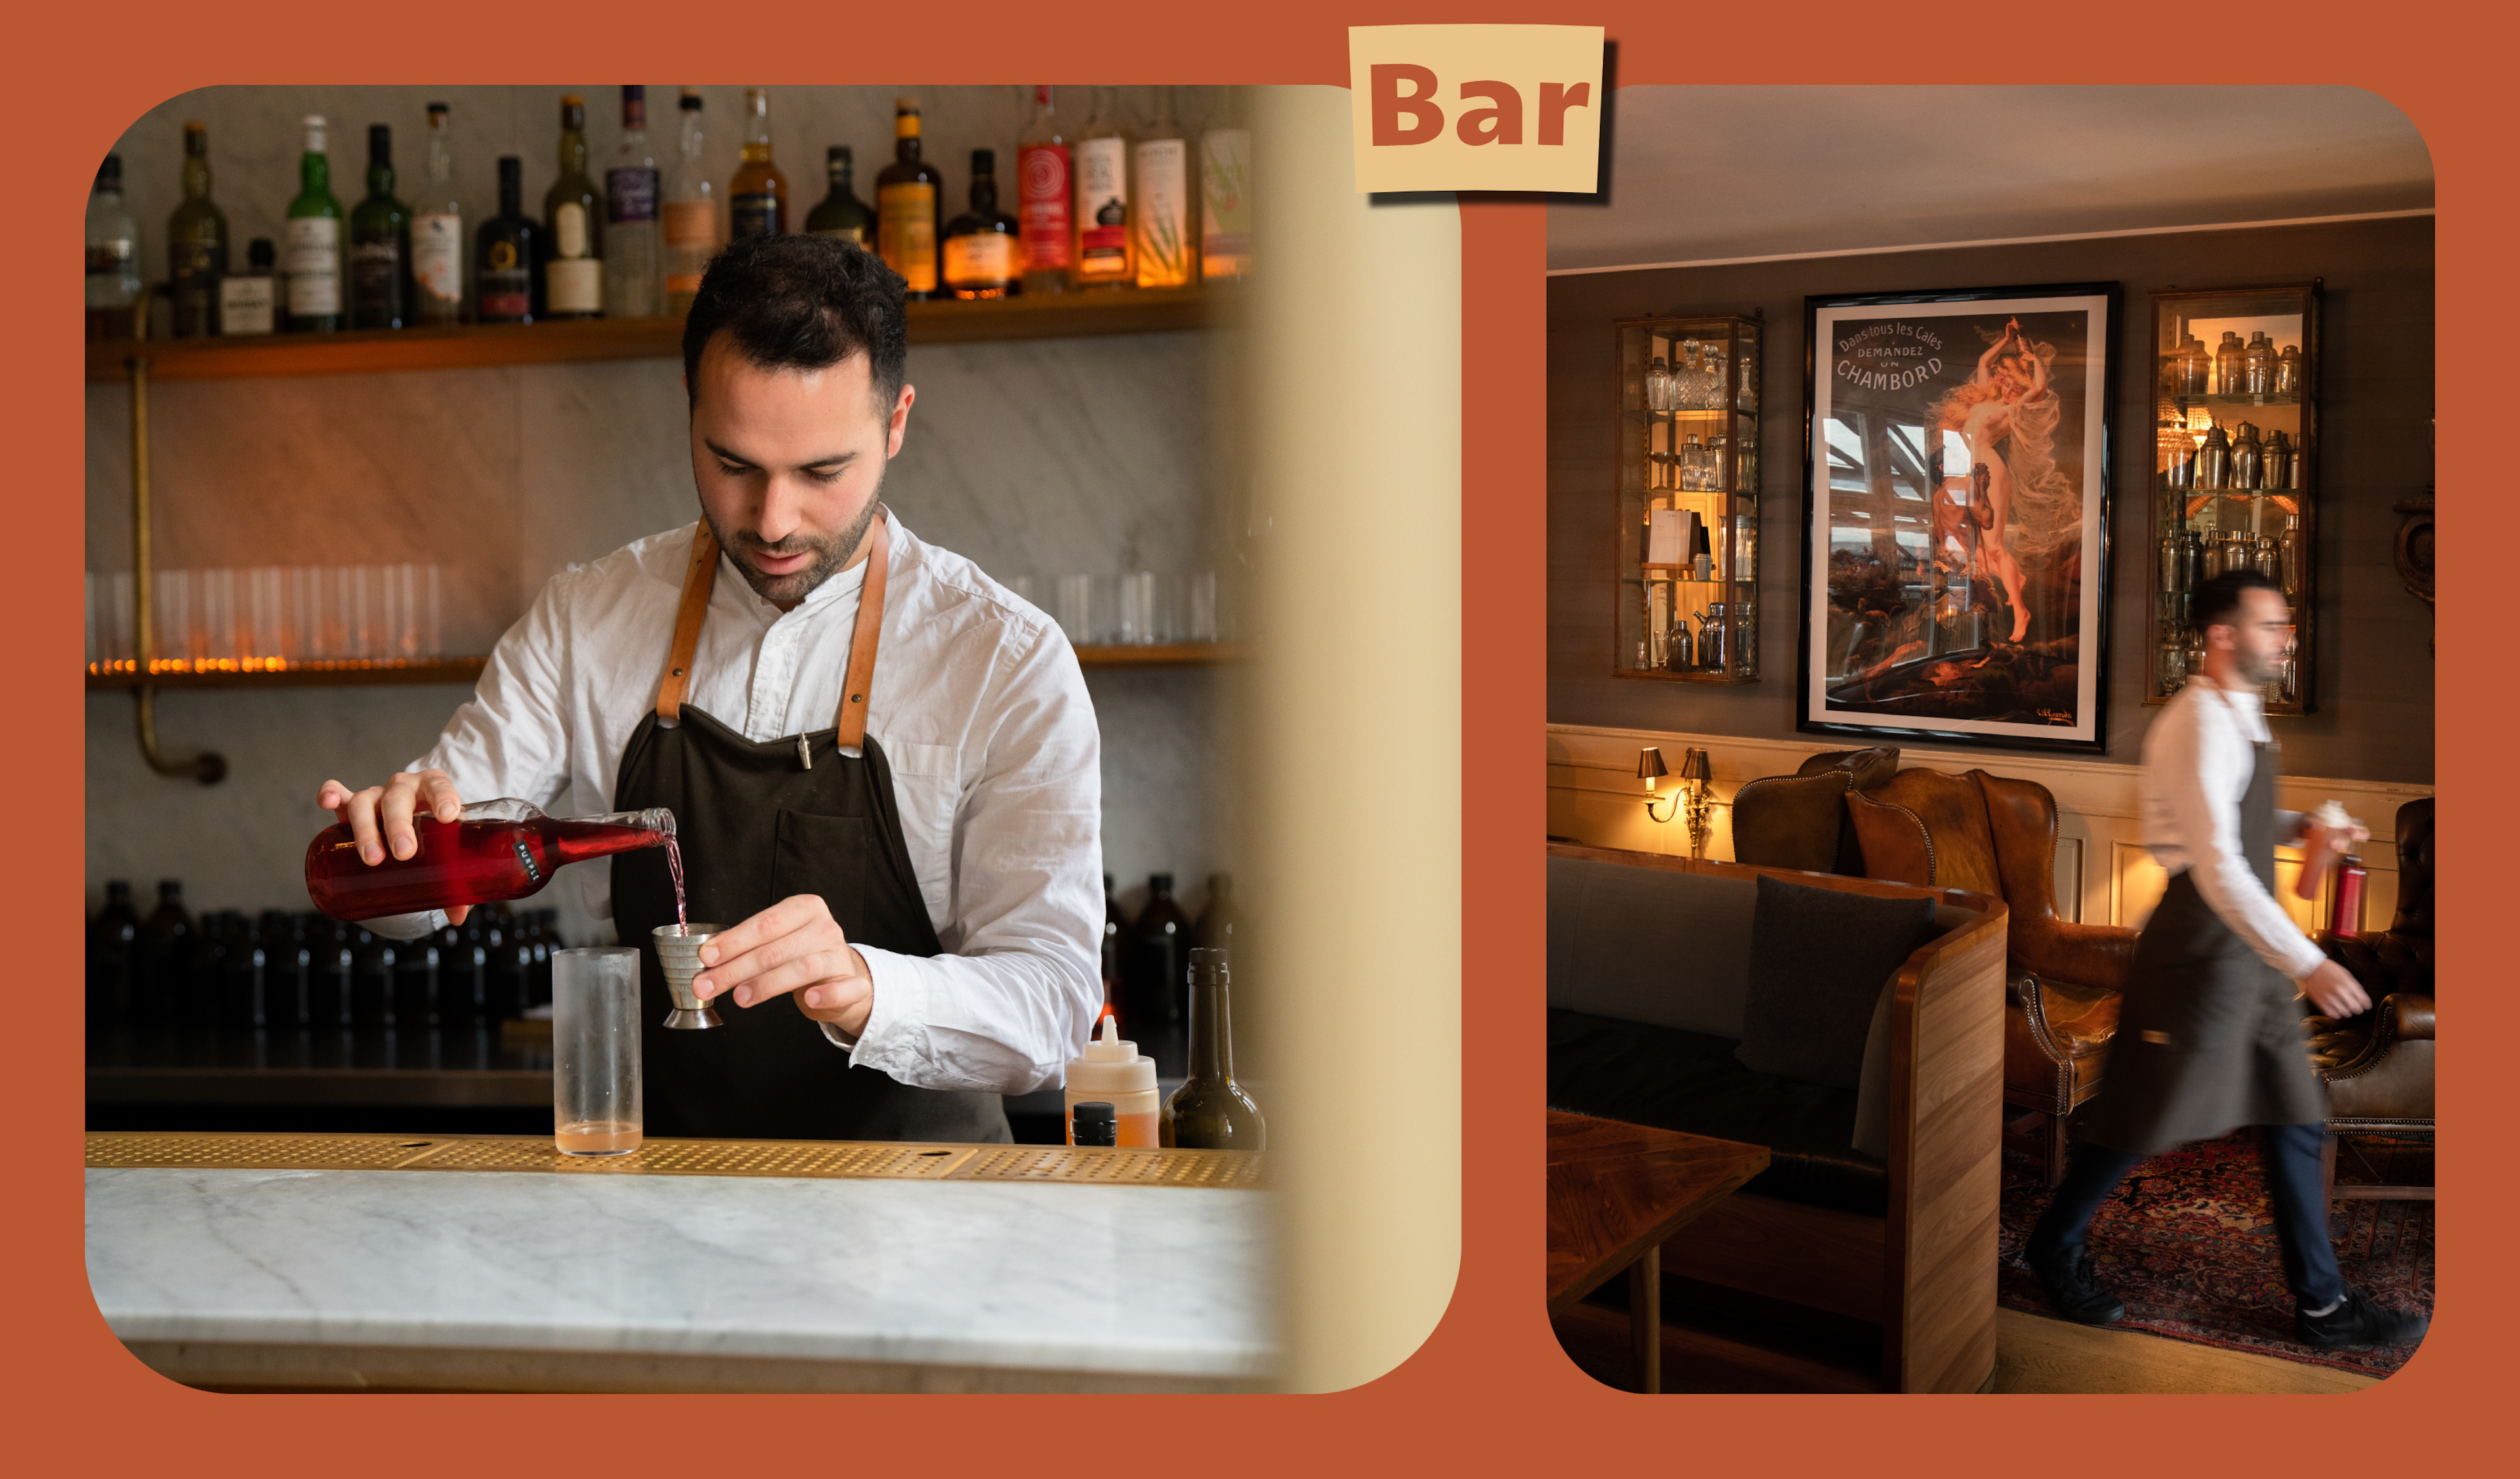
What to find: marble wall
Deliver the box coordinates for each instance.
[85,86,1238,938]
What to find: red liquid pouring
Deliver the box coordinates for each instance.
[306,810,676,921]
[665,835,687,933]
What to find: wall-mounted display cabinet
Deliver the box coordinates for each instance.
[2146,282,2319,712]
[1612,312,1762,684]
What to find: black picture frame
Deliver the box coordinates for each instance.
[1797,282,2120,754]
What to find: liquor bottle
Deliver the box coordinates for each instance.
[219,240,277,335]
[605,86,662,318]
[167,123,229,337]
[257,910,310,1031]
[1074,87,1132,289]
[728,87,788,241]
[1160,948,1265,1151]
[544,95,604,320]
[1199,87,1251,281]
[1100,872,1126,1020]
[1124,871,1192,1028]
[874,97,944,299]
[475,157,540,325]
[805,146,874,247]
[663,90,717,313]
[411,103,465,325]
[1132,86,1194,289]
[285,116,346,333]
[941,150,1019,299]
[85,155,140,341]
[138,879,198,1018]
[87,880,142,1024]
[1015,85,1070,295]
[348,125,411,331]
[1194,871,1240,952]
[305,799,674,921]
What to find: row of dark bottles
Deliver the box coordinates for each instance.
[87,879,563,1033]
[1102,871,1238,1035]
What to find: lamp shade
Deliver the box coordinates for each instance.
[1677,747,1712,783]
[1637,746,1668,781]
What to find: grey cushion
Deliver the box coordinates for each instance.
[1736,875,1935,1089]
[1546,856,1756,1039]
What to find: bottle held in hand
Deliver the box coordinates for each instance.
[306,799,673,920]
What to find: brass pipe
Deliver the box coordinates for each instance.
[125,282,226,785]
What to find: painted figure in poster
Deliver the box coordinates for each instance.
[1931,318,2076,642]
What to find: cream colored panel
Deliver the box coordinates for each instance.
[2053,836,2083,924]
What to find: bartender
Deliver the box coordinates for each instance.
[314,235,1104,1142]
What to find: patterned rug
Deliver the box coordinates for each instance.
[1998,1127,2434,1378]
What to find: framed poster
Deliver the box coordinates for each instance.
[1799,283,2118,753]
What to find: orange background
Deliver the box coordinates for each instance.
[12,1,2500,1470]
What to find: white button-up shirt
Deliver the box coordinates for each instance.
[2137,675,2323,980]
[408,516,1104,1096]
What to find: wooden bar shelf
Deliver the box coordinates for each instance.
[85,644,1247,691]
[86,286,1230,385]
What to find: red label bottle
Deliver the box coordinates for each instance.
[306,798,673,921]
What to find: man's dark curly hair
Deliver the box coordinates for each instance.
[681,233,908,409]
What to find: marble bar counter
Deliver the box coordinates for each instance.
[85,1133,1276,1393]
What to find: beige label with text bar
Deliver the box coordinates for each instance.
[1347,24,1605,194]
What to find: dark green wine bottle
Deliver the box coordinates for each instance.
[1160,948,1264,1151]
[284,115,345,332]
[805,146,874,247]
[166,122,228,337]
[349,125,411,330]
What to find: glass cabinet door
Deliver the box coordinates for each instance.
[1613,312,1763,684]
[2145,283,2317,713]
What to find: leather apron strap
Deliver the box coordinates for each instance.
[835,512,890,749]
[655,524,722,725]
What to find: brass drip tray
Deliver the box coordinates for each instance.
[86,1131,1267,1190]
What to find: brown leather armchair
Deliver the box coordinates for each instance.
[1842,767,2135,1187]
[1730,747,1900,875]
[2309,797,2434,1199]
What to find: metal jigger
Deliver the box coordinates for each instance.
[654,924,728,1030]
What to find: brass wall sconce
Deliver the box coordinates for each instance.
[1639,746,1717,858]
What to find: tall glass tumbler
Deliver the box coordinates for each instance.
[553,946,642,1156]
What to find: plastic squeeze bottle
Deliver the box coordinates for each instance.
[1065,1015,1160,1147]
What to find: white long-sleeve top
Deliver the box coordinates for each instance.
[2137,675,2324,980]
[406,516,1104,1096]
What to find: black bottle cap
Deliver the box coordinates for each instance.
[828,144,852,163]
[159,880,183,899]
[1189,948,1229,975]
[498,156,522,187]
[107,881,133,903]
[1072,1101,1118,1146]
[428,102,448,118]
[971,148,994,173]
[680,91,704,112]
[1150,873,1175,893]
[248,238,275,268]
[95,154,121,190]
[1104,873,1116,891]
[622,85,645,104]
[368,125,392,165]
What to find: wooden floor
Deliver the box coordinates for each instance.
[1554,1298,2380,1395]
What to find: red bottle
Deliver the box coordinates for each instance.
[306,799,674,921]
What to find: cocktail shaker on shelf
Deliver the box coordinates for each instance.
[2275,343,2303,395]
[2243,331,2275,394]
[1697,602,1730,674]
[2262,430,2292,493]
[2230,422,2261,493]
[2214,331,2245,393]
[2196,425,2232,490]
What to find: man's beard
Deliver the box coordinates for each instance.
[702,487,883,608]
[2233,643,2279,688]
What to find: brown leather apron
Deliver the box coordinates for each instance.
[2082,697,2325,1156]
[608,514,1009,1142]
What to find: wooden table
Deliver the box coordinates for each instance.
[1546,1112,1770,1394]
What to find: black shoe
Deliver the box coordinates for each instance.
[2296,1287,2427,1348]
[2026,1243,2125,1326]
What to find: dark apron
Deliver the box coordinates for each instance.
[608,514,1009,1143]
[2082,703,2326,1156]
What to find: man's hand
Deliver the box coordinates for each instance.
[2298,959,2370,1020]
[314,770,471,925]
[692,893,873,1037]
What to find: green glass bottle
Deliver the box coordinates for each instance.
[167,122,228,337]
[1160,948,1265,1151]
[285,115,345,333]
[542,94,604,320]
[805,146,874,247]
[349,124,411,330]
